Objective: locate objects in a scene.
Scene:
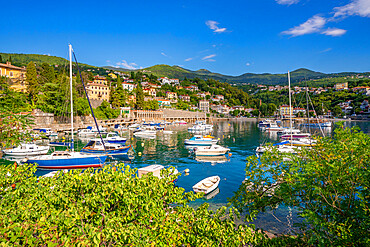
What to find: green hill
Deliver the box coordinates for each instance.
[2,52,368,85]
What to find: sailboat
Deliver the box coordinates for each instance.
[23,45,107,169]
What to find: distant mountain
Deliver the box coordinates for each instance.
[1,52,367,85]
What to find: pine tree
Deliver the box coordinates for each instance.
[135,83,144,110]
[26,62,39,106]
[0,55,2,63]
[9,56,12,64]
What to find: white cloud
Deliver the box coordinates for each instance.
[333,0,370,18]
[206,20,227,33]
[276,0,300,5]
[202,54,216,60]
[207,59,216,62]
[115,60,139,70]
[321,28,347,36]
[246,62,251,66]
[320,48,332,53]
[161,52,168,57]
[282,15,327,36]
[185,57,193,62]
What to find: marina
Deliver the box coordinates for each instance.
[1,119,368,234]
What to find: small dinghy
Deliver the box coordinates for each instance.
[193,176,220,194]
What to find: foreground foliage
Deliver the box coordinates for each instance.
[231,124,370,246]
[0,163,264,246]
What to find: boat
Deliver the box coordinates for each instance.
[23,45,107,169]
[280,133,311,140]
[3,143,50,156]
[33,128,58,138]
[281,138,317,147]
[256,144,298,154]
[81,139,131,155]
[128,123,141,129]
[77,127,96,137]
[193,176,220,194]
[300,119,332,128]
[258,119,276,128]
[24,151,107,169]
[133,130,157,138]
[277,128,301,135]
[104,132,127,145]
[184,135,218,146]
[193,145,230,156]
[137,165,179,182]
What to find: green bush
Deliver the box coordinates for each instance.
[0,163,263,246]
[231,124,370,246]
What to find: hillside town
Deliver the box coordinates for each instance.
[1,60,370,122]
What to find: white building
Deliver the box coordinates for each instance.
[122,83,136,91]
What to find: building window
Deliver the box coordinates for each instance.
[10,72,13,77]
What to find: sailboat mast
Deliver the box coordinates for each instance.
[288,71,293,145]
[69,44,74,151]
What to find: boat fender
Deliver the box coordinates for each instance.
[228,153,232,157]
[184,168,190,173]
[22,158,28,163]
[138,152,142,156]
[141,143,144,147]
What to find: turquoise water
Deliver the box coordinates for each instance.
[1,119,369,234]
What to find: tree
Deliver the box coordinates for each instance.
[267,103,277,116]
[231,124,370,246]
[135,83,144,110]
[26,62,39,106]
[0,55,2,63]
[333,105,342,117]
[260,103,268,116]
[251,109,259,117]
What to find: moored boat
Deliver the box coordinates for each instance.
[81,139,131,155]
[184,135,218,146]
[193,144,230,156]
[3,143,50,156]
[104,132,127,145]
[193,176,220,194]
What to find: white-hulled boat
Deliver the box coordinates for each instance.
[104,132,127,145]
[77,128,96,137]
[193,176,220,194]
[256,144,298,154]
[137,165,179,182]
[277,128,301,135]
[3,143,50,156]
[193,144,230,156]
[133,130,157,138]
[184,135,218,146]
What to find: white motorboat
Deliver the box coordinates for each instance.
[193,176,220,194]
[77,128,96,137]
[128,123,141,129]
[133,130,157,138]
[184,135,218,146]
[104,132,127,145]
[256,144,298,154]
[193,144,230,156]
[3,143,50,156]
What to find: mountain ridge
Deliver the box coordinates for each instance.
[1,52,368,85]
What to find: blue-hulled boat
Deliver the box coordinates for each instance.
[104,132,127,145]
[23,151,107,169]
[81,139,131,155]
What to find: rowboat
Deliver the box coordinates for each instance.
[193,176,220,194]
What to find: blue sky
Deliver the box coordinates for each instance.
[2,0,370,75]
